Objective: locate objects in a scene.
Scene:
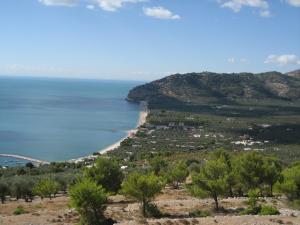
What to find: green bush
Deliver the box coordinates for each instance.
[150,156,168,176]
[122,172,163,217]
[259,205,279,215]
[33,178,60,200]
[277,164,300,200]
[69,179,107,225]
[287,199,300,210]
[241,189,261,215]
[13,206,28,215]
[166,161,189,189]
[241,205,261,215]
[242,190,279,215]
[190,158,228,211]
[84,157,124,193]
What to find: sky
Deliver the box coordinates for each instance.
[0,0,299,81]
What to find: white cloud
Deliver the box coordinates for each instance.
[86,4,95,10]
[94,0,147,12]
[143,6,181,20]
[285,0,300,7]
[38,0,77,6]
[228,57,249,64]
[228,57,236,63]
[264,54,300,66]
[38,0,147,10]
[219,0,270,17]
[260,9,271,17]
[240,58,249,64]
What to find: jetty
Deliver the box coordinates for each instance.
[0,154,49,165]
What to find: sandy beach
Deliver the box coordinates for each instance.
[100,101,148,154]
[69,101,148,163]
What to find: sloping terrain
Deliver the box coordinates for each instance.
[128,71,300,106]
[286,69,300,79]
[1,190,299,225]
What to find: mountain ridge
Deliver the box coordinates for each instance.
[127,71,300,106]
[286,69,300,78]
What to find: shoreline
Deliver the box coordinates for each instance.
[68,101,148,163]
[0,101,148,166]
[0,154,49,166]
[100,101,148,154]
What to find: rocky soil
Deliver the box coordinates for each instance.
[0,188,299,225]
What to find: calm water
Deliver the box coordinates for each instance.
[0,76,141,165]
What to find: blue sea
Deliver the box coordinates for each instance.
[0,76,142,166]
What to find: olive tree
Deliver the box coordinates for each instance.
[0,180,9,204]
[33,178,60,200]
[11,176,35,202]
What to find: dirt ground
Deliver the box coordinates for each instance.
[0,188,299,225]
[0,195,78,225]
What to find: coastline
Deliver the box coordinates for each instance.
[100,101,148,154]
[68,101,148,163]
[0,101,148,166]
[0,154,49,166]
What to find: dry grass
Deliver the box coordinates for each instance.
[0,188,299,225]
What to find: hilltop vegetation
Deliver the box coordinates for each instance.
[286,69,300,79]
[128,71,300,107]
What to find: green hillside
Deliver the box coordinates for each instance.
[128,71,300,107]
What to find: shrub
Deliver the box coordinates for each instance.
[13,206,28,215]
[241,189,261,215]
[241,205,261,215]
[277,164,300,200]
[287,199,300,210]
[84,157,123,193]
[259,205,279,215]
[242,190,279,215]
[150,156,168,176]
[69,179,107,225]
